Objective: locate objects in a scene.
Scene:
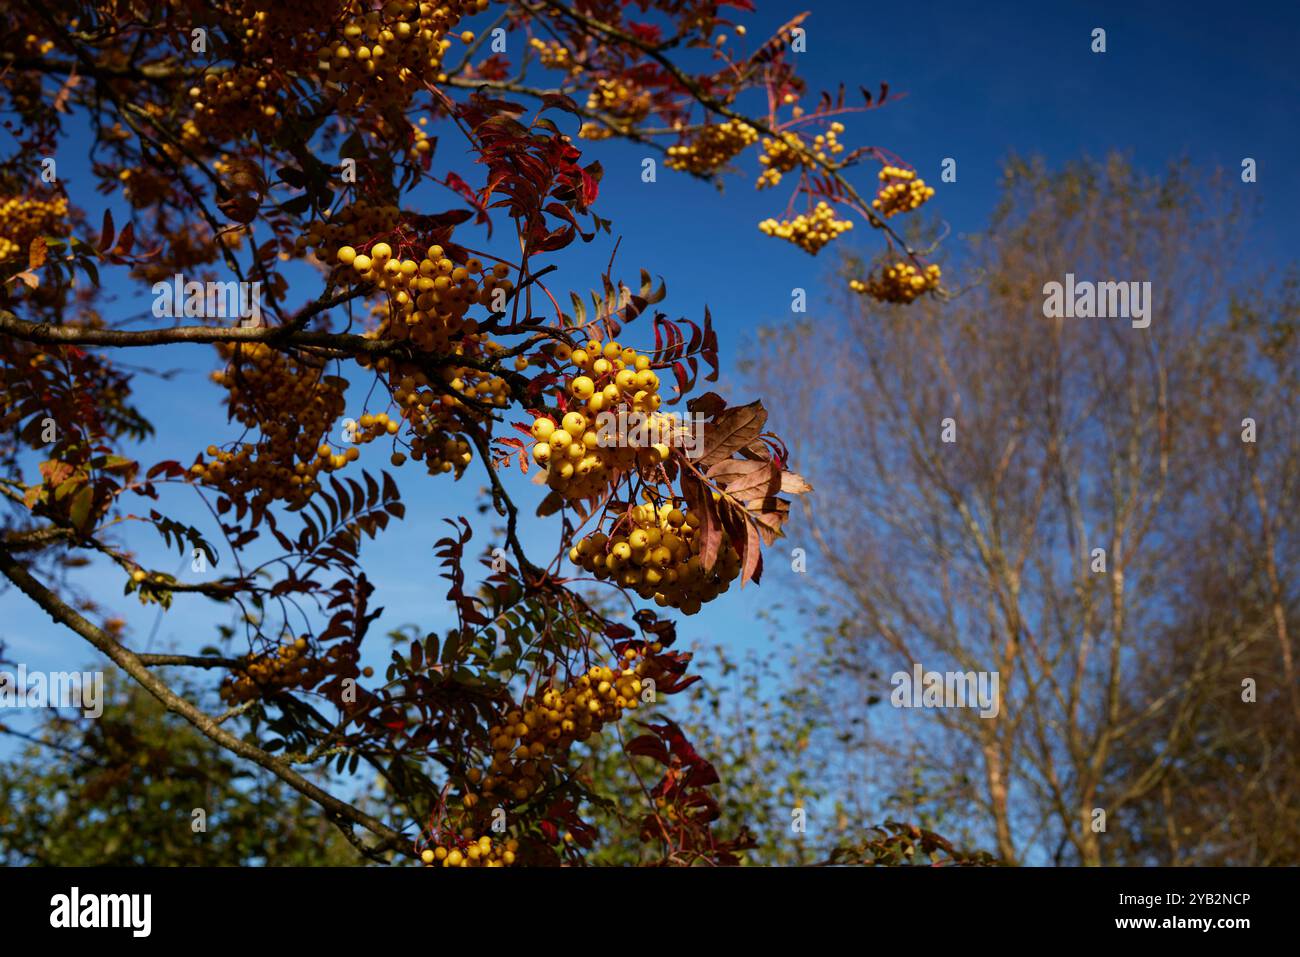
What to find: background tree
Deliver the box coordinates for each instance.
[746,154,1298,866]
[0,669,360,865]
[571,608,992,866]
[0,1,950,865]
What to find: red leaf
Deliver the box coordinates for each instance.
[625,734,671,765]
[99,209,115,252]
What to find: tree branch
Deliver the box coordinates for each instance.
[0,544,408,855]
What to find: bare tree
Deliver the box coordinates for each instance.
[746,155,1297,865]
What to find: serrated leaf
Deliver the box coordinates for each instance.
[780,470,812,495]
[707,458,781,500]
[698,401,768,468]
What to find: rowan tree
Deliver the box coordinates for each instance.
[0,1,946,865]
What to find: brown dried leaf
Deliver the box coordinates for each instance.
[681,474,722,571]
[717,502,763,587]
[112,222,135,257]
[698,401,767,469]
[707,458,782,500]
[52,67,80,113]
[536,489,564,517]
[28,237,47,270]
[749,498,791,546]
[686,391,727,419]
[780,470,813,495]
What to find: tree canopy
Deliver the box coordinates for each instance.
[0,1,955,866]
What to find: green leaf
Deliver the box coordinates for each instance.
[69,485,94,533]
[441,632,460,666]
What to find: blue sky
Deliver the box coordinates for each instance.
[4,0,1297,806]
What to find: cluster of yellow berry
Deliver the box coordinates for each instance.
[872,166,935,218]
[470,648,650,807]
[579,78,652,139]
[568,499,740,614]
[851,261,942,303]
[529,37,582,74]
[191,343,350,510]
[759,200,853,255]
[420,832,519,867]
[404,428,472,475]
[188,69,282,140]
[376,348,506,479]
[576,122,613,141]
[318,232,519,479]
[351,242,513,478]
[178,0,488,146]
[312,0,488,107]
[756,132,803,189]
[232,4,322,61]
[218,636,361,704]
[0,194,69,262]
[666,120,759,174]
[300,200,402,264]
[117,167,175,209]
[17,32,55,56]
[336,241,514,352]
[1,34,60,119]
[345,410,402,447]
[528,340,668,500]
[811,122,847,160]
[756,122,845,189]
[408,117,433,159]
[128,567,172,591]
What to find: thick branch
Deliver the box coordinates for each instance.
[0,544,407,855]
